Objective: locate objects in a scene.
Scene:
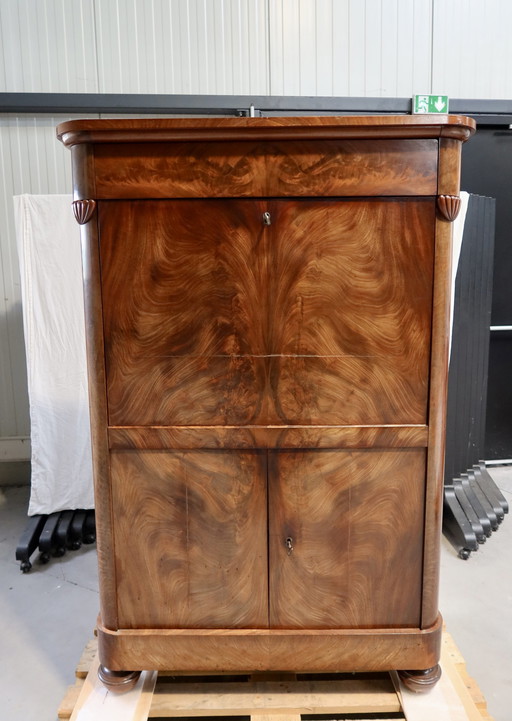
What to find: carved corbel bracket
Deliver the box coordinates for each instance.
[73,199,97,225]
[437,195,461,222]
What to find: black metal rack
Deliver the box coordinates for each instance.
[443,194,509,558]
[16,509,96,572]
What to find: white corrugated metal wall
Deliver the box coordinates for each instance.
[268,0,433,96]
[1,0,511,459]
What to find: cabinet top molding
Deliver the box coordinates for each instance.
[57,115,475,147]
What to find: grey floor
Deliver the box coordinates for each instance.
[0,469,511,721]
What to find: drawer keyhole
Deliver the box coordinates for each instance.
[285,537,294,555]
[263,211,272,225]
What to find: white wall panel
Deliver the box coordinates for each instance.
[331,2,350,96]
[432,0,512,99]
[380,0,399,94]
[269,0,433,97]
[0,0,98,92]
[410,0,433,93]
[0,124,21,439]
[94,0,269,95]
[13,0,512,102]
[347,1,366,95]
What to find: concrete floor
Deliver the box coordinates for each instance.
[0,469,510,721]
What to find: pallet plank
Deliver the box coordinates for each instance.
[394,668,475,721]
[442,633,493,720]
[148,677,400,717]
[58,681,84,720]
[440,643,492,721]
[253,715,301,721]
[76,640,99,678]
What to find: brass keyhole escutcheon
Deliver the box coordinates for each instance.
[285,537,294,555]
[263,211,271,226]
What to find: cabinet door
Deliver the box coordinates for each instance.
[99,198,269,426]
[267,198,435,425]
[111,450,268,629]
[268,449,426,629]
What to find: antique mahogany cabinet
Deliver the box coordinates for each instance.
[57,115,475,692]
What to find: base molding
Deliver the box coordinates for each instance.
[97,614,443,676]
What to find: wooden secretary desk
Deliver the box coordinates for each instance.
[57,115,475,692]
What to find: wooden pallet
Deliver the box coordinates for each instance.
[58,632,493,721]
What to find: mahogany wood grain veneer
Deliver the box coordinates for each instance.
[57,115,475,693]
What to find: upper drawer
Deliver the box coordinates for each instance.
[92,138,438,199]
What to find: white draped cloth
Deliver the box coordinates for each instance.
[14,194,94,516]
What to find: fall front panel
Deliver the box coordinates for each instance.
[99,198,435,426]
[110,449,268,629]
[268,449,426,629]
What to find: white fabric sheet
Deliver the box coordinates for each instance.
[14,194,94,515]
[450,191,469,358]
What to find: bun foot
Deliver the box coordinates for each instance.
[98,664,141,692]
[398,664,442,692]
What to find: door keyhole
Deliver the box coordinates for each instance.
[285,537,294,555]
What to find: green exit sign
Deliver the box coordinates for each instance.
[413,94,449,114]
